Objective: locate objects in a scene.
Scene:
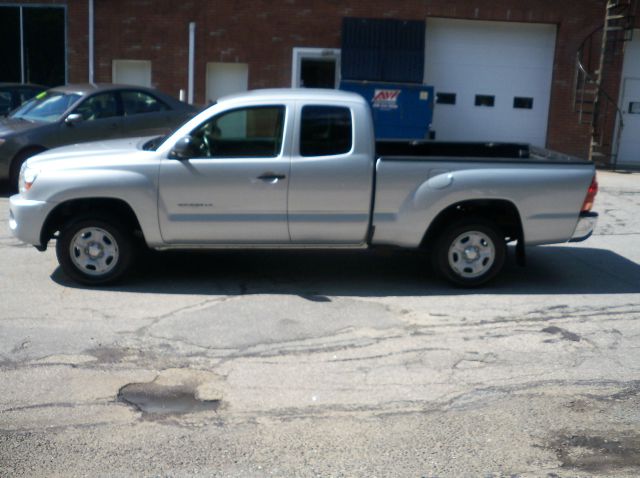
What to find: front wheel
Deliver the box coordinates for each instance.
[56,217,133,285]
[432,218,506,287]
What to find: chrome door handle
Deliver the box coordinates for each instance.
[257,173,286,183]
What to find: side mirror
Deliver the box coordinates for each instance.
[169,135,200,160]
[65,113,83,126]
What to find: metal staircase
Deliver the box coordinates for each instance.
[574,0,636,166]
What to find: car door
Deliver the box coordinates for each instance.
[61,91,123,143]
[158,104,291,244]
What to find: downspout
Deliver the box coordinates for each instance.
[88,0,94,84]
[19,7,25,83]
[188,22,195,104]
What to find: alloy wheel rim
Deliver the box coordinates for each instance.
[448,230,496,279]
[69,227,119,276]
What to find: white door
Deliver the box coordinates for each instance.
[615,29,640,167]
[205,62,248,105]
[617,78,640,166]
[424,19,556,146]
[112,60,152,87]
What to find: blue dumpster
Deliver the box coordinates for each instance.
[340,80,434,140]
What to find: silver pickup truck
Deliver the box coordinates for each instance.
[8,89,598,287]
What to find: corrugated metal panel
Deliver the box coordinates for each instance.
[341,17,425,83]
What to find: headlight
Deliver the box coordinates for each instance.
[0,138,6,146]
[19,164,39,194]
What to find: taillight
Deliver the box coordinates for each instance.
[581,174,598,212]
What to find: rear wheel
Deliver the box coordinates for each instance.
[432,218,506,287]
[56,216,133,285]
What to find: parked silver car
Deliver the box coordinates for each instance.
[0,83,196,189]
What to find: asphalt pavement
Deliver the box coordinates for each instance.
[0,171,639,477]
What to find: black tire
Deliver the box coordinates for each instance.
[432,217,506,287]
[56,216,133,285]
[9,148,45,193]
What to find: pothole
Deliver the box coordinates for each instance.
[117,368,224,417]
[119,382,220,415]
[551,433,640,472]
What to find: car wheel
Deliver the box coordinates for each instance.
[432,217,506,287]
[56,216,133,285]
[9,148,45,192]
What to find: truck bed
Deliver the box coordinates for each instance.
[376,141,591,164]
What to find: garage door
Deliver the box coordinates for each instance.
[424,18,556,146]
[615,29,640,168]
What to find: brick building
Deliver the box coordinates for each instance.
[1,0,639,167]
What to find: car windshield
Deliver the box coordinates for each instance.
[10,91,82,123]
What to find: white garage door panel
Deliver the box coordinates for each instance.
[206,62,249,104]
[616,29,640,167]
[425,19,556,146]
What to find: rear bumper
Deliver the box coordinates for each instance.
[9,195,55,249]
[569,211,598,242]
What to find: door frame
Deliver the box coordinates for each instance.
[613,76,640,167]
[291,47,341,88]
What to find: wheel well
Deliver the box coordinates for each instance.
[421,199,524,248]
[10,146,47,170]
[40,198,144,246]
[9,146,47,187]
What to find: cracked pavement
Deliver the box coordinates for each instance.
[1,171,640,476]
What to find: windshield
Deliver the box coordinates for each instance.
[10,91,82,123]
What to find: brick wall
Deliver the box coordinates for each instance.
[2,0,625,160]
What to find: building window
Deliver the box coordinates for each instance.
[0,5,66,86]
[629,102,640,114]
[436,92,456,105]
[300,106,352,157]
[475,95,495,107]
[514,97,534,109]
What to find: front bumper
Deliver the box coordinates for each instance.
[9,195,55,249]
[569,211,598,242]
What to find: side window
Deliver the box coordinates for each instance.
[300,106,352,157]
[74,93,119,120]
[122,90,169,115]
[192,106,285,158]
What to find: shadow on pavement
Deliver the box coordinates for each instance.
[0,180,12,198]
[51,245,640,296]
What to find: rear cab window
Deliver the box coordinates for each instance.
[300,105,352,157]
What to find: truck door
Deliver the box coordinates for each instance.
[288,103,374,243]
[158,105,291,244]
